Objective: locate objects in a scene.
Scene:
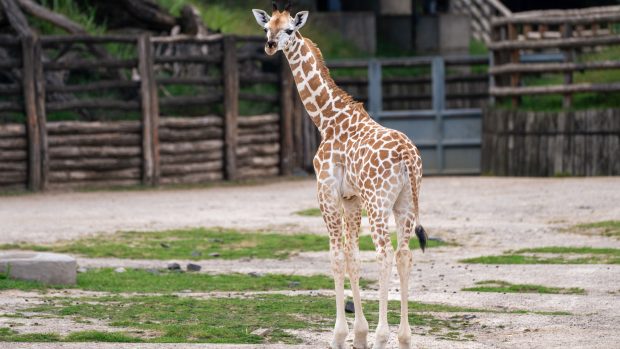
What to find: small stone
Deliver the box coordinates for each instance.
[208,252,220,258]
[114,267,126,273]
[288,281,301,288]
[208,238,224,243]
[251,328,272,337]
[191,250,202,258]
[248,272,263,278]
[187,263,202,272]
[345,300,355,313]
[463,314,476,320]
[160,243,170,249]
[77,267,88,274]
[167,263,181,270]
[146,268,160,275]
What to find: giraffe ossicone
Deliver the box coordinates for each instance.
[252,5,427,349]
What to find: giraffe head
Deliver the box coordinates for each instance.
[252,1,308,55]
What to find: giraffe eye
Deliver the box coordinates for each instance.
[285,29,293,35]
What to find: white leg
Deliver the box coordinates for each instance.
[318,183,348,349]
[367,207,393,349]
[394,196,415,349]
[343,197,369,349]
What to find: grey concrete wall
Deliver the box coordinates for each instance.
[415,14,471,54]
[380,0,413,15]
[309,12,376,54]
[378,15,414,51]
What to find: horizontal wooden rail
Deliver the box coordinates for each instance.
[44,58,138,70]
[489,35,620,50]
[490,82,620,96]
[47,99,140,111]
[490,61,620,75]
[492,12,620,26]
[153,55,222,64]
[150,34,223,44]
[0,84,22,94]
[41,35,139,45]
[0,101,22,112]
[156,77,222,86]
[46,80,140,93]
[159,95,223,108]
[0,60,21,69]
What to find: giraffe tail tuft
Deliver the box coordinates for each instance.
[415,225,428,252]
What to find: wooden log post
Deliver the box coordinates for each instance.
[21,35,41,191]
[562,23,574,109]
[279,54,294,176]
[222,36,239,180]
[137,33,160,186]
[507,23,520,108]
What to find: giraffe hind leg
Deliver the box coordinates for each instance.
[342,196,369,349]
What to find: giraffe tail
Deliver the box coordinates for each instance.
[402,149,428,252]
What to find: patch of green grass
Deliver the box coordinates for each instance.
[0,268,371,293]
[573,221,620,239]
[75,269,369,293]
[461,246,620,264]
[0,328,141,343]
[16,294,517,343]
[1,227,447,260]
[462,280,585,295]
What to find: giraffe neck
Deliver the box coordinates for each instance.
[283,33,367,137]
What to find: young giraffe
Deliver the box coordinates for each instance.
[253,3,427,349]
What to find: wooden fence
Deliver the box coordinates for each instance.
[489,6,620,108]
[482,108,620,176]
[0,33,294,191]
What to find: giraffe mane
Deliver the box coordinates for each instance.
[303,37,364,111]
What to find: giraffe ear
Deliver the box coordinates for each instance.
[293,11,309,30]
[252,9,271,27]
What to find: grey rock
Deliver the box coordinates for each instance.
[345,300,355,313]
[167,262,181,270]
[0,252,77,285]
[114,267,127,273]
[191,250,202,257]
[208,252,220,258]
[77,267,88,274]
[208,238,224,243]
[250,328,272,337]
[288,281,301,288]
[463,314,476,320]
[146,268,160,275]
[187,263,202,272]
[160,243,170,249]
[248,272,263,278]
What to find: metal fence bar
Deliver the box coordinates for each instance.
[432,57,446,174]
[367,59,382,120]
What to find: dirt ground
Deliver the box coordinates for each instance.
[1,177,619,349]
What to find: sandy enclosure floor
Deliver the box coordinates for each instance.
[0,177,619,349]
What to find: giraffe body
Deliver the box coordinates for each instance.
[253,7,426,349]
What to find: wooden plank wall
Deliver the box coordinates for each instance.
[46,121,142,189]
[0,124,28,189]
[482,108,620,176]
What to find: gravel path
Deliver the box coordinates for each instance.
[1,177,619,349]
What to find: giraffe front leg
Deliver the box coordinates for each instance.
[343,197,369,349]
[318,182,348,349]
[367,205,393,349]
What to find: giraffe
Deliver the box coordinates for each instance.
[253,3,427,349]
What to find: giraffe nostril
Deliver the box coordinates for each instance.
[267,41,276,49]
